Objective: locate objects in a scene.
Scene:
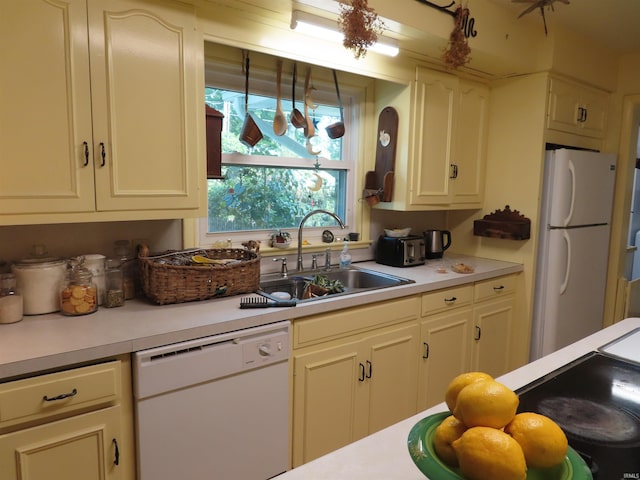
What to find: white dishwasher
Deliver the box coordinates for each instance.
[133,320,290,480]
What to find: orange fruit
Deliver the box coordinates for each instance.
[453,379,519,429]
[452,426,527,480]
[505,412,568,468]
[444,372,493,412]
[433,415,467,466]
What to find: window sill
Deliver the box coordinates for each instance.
[260,240,372,257]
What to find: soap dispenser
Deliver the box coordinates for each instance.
[339,241,352,269]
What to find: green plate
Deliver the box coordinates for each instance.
[407,412,593,480]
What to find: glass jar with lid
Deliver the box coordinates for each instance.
[0,273,23,324]
[114,240,137,300]
[104,259,125,308]
[59,257,98,316]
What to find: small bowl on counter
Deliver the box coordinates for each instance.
[384,227,412,238]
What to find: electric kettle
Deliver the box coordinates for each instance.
[424,230,452,259]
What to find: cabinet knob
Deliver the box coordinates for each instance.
[493,285,505,292]
[474,325,482,341]
[422,342,430,359]
[444,296,457,304]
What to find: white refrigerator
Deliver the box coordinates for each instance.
[531,148,617,360]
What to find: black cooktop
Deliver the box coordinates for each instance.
[516,352,640,480]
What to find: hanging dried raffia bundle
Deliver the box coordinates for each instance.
[339,0,386,59]
[442,6,471,69]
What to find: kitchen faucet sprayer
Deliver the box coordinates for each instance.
[297,209,346,271]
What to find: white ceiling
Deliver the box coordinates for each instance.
[488,0,640,54]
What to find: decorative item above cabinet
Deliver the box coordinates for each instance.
[473,205,531,240]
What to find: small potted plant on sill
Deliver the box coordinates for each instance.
[270,230,292,249]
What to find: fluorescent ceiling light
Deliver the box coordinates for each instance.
[290,10,399,57]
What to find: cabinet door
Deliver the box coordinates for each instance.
[410,68,457,205]
[579,87,608,137]
[88,0,200,211]
[363,323,420,434]
[472,297,515,378]
[418,309,473,411]
[547,77,608,138]
[547,77,581,133]
[0,406,123,480]
[451,80,488,206]
[291,340,363,467]
[0,0,95,215]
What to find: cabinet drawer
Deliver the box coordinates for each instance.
[0,360,121,433]
[421,285,473,316]
[294,296,419,348]
[474,275,516,302]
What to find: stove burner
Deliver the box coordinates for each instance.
[538,396,640,444]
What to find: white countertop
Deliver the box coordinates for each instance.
[275,317,640,480]
[0,255,522,380]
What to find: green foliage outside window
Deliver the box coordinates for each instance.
[205,87,346,233]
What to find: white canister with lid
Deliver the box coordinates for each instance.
[12,257,67,315]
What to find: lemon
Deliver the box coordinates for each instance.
[453,379,519,428]
[452,426,527,480]
[433,415,467,467]
[444,372,493,412]
[505,412,568,468]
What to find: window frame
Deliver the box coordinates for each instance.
[198,49,364,248]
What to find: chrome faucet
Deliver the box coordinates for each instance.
[297,209,346,271]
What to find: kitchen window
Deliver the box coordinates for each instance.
[200,48,361,246]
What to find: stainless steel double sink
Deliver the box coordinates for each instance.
[258,266,415,303]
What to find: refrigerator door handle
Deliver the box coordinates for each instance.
[562,161,577,227]
[560,230,571,295]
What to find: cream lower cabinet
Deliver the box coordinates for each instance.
[0,407,123,480]
[291,297,420,467]
[471,275,517,377]
[0,358,135,480]
[418,284,474,411]
[417,275,518,410]
[0,0,200,223]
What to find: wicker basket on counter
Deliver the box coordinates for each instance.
[138,244,260,305]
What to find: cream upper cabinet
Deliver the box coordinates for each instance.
[547,76,608,139]
[0,0,201,223]
[408,68,488,209]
